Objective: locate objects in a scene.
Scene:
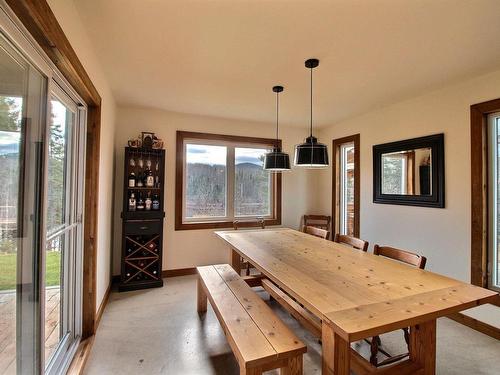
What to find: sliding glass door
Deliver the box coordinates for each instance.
[0,7,86,374]
[44,87,85,374]
[0,30,46,375]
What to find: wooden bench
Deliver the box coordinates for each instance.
[197,264,307,375]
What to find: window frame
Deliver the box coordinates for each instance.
[175,131,282,230]
[471,97,500,299]
[487,112,500,292]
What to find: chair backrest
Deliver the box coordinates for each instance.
[304,225,330,239]
[333,234,369,252]
[373,245,427,269]
[303,215,331,231]
[233,218,265,230]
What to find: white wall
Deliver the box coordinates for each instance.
[314,68,500,327]
[113,106,315,274]
[48,0,117,309]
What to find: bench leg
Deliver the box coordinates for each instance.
[197,277,207,314]
[280,355,303,375]
[241,367,262,375]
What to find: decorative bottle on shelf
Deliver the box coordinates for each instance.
[145,168,154,187]
[137,171,144,187]
[128,192,136,211]
[128,172,136,187]
[145,192,152,210]
[152,194,160,210]
[136,193,145,210]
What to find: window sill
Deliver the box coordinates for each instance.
[175,218,281,231]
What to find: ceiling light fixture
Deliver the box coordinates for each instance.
[264,85,291,171]
[294,58,329,168]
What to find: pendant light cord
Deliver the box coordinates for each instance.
[276,90,279,145]
[310,66,313,138]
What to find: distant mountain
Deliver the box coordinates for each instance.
[0,143,19,156]
[236,162,262,169]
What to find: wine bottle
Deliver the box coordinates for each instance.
[137,193,145,210]
[145,192,152,210]
[128,193,136,211]
[145,168,154,187]
[137,171,144,187]
[152,194,160,210]
[128,172,136,187]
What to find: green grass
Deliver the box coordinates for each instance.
[0,251,61,291]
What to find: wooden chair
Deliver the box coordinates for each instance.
[233,218,265,276]
[333,233,369,252]
[367,245,427,367]
[303,225,330,240]
[302,215,331,233]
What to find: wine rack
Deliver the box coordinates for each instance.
[123,235,161,283]
[119,147,165,292]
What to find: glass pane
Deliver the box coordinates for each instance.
[340,144,355,236]
[235,147,271,217]
[44,235,63,364]
[0,34,46,374]
[0,87,23,375]
[47,99,73,234]
[45,97,74,365]
[381,152,407,194]
[185,144,226,218]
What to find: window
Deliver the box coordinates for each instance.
[176,132,281,230]
[487,112,500,292]
[333,135,360,237]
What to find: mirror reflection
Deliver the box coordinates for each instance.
[381,148,432,195]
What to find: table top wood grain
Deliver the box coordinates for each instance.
[215,228,498,342]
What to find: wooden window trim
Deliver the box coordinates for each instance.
[332,134,360,237]
[7,0,102,339]
[175,131,282,230]
[470,98,500,290]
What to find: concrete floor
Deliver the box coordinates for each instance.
[84,275,500,375]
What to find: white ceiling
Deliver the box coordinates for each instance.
[74,0,500,128]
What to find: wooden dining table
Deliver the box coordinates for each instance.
[215,228,499,375]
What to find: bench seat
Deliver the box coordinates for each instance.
[197,264,306,375]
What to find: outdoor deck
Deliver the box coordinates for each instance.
[0,288,60,374]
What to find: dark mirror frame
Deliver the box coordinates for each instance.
[373,133,445,208]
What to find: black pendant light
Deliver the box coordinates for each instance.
[264,85,291,171]
[294,58,329,168]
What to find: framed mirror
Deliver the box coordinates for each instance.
[373,134,444,208]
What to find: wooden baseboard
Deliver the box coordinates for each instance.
[162,267,197,278]
[67,278,112,374]
[448,312,500,340]
[95,281,112,330]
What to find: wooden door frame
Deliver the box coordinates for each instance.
[470,98,500,289]
[332,134,360,238]
[6,0,102,339]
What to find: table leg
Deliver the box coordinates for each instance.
[322,321,350,375]
[231,248,241,274]
[409,319,436,375]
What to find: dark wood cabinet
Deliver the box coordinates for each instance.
[119,147,165,292]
